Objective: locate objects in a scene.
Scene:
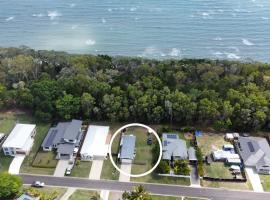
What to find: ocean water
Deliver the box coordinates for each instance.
[0,0,270,62]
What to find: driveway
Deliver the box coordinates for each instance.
[190,165,200,187]
[119,163,132,182]
[54,160,69,177]
[8,155,25,174]
[245,167,264,192]
[89,160,104,179]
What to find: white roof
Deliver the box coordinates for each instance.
[2,124,36,148]
[227,158,241,163]
[213,150,239,160]
[80,125,110,157]
[225,133,234,139]
[223,144,234,149]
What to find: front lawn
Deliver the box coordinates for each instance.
[260,175,270,191]
[32,151,58,168]
[203,162,232,179]
[131,173,190,185]
[68,189,99,200]
[22,186,66,200]
[70,161,92,178]
[101,159,119,180]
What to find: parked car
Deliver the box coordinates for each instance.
[32,181,45,188]
[65,168,71,175]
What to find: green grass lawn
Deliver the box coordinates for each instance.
[131,173,190,185]
[22,186,66,200]
[32,151,58,168]
[68,189,99,200]
[203,162,232,179]
[70,161,92,178]
[101,125,121,180]
[0,151,13,172]
[260,175,270,191]
[101,158,120,180]
[128,127,154,175]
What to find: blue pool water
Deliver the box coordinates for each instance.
[0,0,270,62]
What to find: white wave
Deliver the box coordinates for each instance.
[134,17,139,21]
[108,8,112,12]
[226,53,240,59]
[202,12,209,16]
[69,3,76,8]
[242,38,254,46]
[214,37,222,41]
[71,25,78,29]
[102,18,106,23]
[5,16,14,21]
[143,47,157,55]
[48,10,62,20]
[130,7,137,12]
[85,39,96,46]
[262,17,269,20]
[213,51,223,56]
[32,13,44,17]
[169,48,181,57]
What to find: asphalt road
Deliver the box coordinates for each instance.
[21,174,270,200]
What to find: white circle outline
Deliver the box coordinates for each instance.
[108,123,163,178]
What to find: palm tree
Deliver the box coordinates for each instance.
[122,185,152,200]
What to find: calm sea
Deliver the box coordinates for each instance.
[0,0,270,62]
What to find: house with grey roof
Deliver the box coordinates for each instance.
[119,135,136,164]
[238,136,270,174]
[162,133,188,161]
[41,119,82,160]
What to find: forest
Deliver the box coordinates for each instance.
[0,46,270,131]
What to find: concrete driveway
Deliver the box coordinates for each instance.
[245,167,264,192]
[190,165,200,187]
[119,163,132,182]
[89,160,104,179]
[54,160,69,177]
[8,155,25,174]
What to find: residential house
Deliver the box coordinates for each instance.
[2,124,36,156]
[80,125,110,161]
[119,135,136,164]
[162,133,188,161]
[41,119,83,160]
[238,136,270,174]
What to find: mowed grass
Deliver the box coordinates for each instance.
[260,175,270,191]
[69,189,99,200]
[32,151,58,168]
[129,127,154,175]
[70,161,92,178]
[101,123,121,180]
[0,151,13,172]
[204,162,232,179]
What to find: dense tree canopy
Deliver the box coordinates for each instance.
[0,172,22,200]
[1,46,270,131]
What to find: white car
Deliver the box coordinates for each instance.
[32,181,45,188]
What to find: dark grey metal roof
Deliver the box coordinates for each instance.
[238,136,270,168]
[162,133,188,160]
[63,119,82,140]
[120,135,136,160]
[57,143,75,154]
[188,147,197,161]
[41,122,69,148]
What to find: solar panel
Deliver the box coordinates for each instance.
[247,142,255,152]
[45,129,58,147]
[167,134,177,139]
